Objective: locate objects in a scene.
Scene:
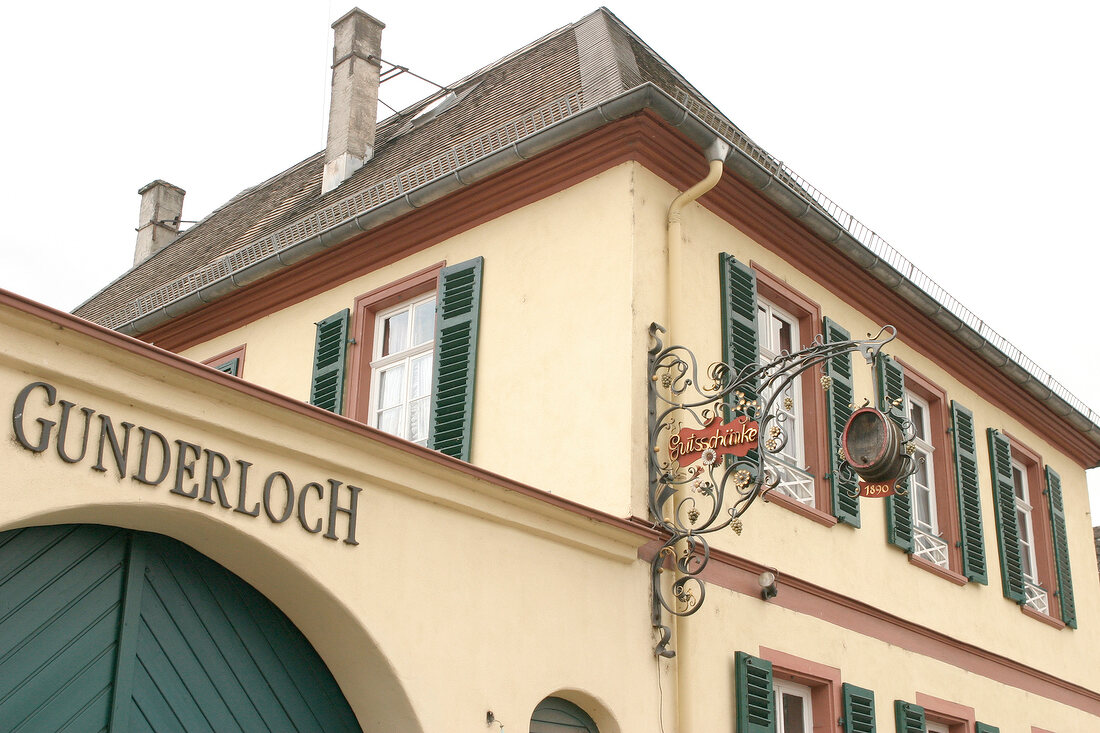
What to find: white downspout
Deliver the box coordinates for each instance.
[667,138,731,340]
[665,137,729,733]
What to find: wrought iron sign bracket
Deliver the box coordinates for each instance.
[646,321,918,657]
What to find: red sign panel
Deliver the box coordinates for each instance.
[669,415,759,466]
[858,479,898,498]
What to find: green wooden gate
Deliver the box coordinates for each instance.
[0,524,361,732]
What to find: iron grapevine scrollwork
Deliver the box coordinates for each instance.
[647,321,910,657]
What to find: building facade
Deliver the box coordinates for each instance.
[2,7,1098,732]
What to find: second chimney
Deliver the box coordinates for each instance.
[322,9,385,194]
[134,180,186,265]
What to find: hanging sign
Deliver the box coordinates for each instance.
[668,415,759,466]
[858,479,898,498]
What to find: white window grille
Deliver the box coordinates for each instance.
[912,528,950,568]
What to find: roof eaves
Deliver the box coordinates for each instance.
[73,150,324,315]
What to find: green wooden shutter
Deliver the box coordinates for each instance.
[987,428,1026,603]
[429,257,483,461]
[1045,466,1077,627]
[735,651,774,733]
[893,700,926,733]
[877,356,912,552]
[974,723,1000,733]
[950,401,987,583]
[215,357,240,376]
[841,682,876,733]
[720,253,759,465]
[824,317,860,526]
[876,355,906,417]
[310,309,350,413]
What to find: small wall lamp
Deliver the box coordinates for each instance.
[758,570,778,600]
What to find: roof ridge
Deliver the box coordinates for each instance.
[595,7,759,148]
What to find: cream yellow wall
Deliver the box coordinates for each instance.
[170,155,1100,716]
[626,162,1100,694]
[1,301,667,732]
[679,582,1097,732]
[181,164,639,517]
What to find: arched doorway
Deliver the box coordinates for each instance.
[0,524,361,731]
[530,696,600,732]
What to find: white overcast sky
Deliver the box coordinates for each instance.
[2,1,1098,519]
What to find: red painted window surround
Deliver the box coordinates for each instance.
[202,344,246,376]
[915,692,975,733]
[759,646,841,731]
[346,262,445,424]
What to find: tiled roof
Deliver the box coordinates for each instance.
[75,18,585,324]
[74,8,740,326]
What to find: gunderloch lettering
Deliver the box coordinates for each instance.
[668,415,759,466]
[10,380,360,545]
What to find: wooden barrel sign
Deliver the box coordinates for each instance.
[841,407,906,483]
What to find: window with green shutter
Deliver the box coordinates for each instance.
[974,723,999,733]
[1045,466,1077,627]
[429,257,483,461]
[824,317,859,526]
[987,428,1026,604]
[310,309,351,413]
[841,683,876,733]
[876,356,912,552]
[949,401,987,583]
[735,651,774,733]
[893,700,926,733]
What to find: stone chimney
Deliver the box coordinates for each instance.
[322,9,385,194]
[134,180,186,265]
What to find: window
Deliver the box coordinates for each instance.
[906,390,949,568]
[347,264,443,426]
[326,257,483,462]
[773,679,812,733]
[757,298,814,505]
[719,258,831,523]
[369,294,436,446]
[877,361,988,583]
[1012,457,1047,613]
[879,361,973,580]
[202,345,246,377]
[744,648,841,733]
[988,430,1076,626]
